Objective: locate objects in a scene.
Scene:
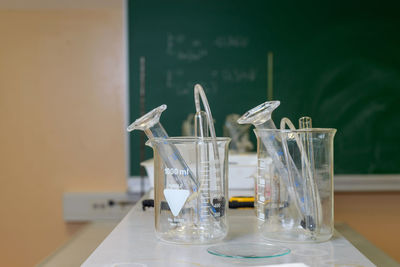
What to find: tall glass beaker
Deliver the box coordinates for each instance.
[254,128,336,242]
[148,137,230,244]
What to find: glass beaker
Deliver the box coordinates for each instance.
[254,128,336,242]
[148,137,230,244]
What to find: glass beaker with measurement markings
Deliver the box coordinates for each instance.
[254,128,336,242]
[148,137,230,244]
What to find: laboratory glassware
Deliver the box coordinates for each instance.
[237,101,305,225]
[254,127,336,242]
[207,242,290,259]
[127,104,199,193]
[149,136,230,244]
[223,114,253,153]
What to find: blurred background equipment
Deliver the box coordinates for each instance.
[223,114,253,153]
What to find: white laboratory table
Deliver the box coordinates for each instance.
[82,195,375,267]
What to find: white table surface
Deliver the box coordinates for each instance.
[82,196,375,267]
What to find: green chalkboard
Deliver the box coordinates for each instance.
[128,0,400,176]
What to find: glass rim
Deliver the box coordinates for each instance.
[148,136,231,143]
[254,128,337,134]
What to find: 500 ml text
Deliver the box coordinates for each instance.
[164,168,189,176]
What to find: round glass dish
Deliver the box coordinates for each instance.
[207,242,290,259]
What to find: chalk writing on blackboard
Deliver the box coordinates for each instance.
[174,81,219,96]
[166,33,250,61]
[214,35,249,48]
[166,33,208,62]
[211,68,257,82]
[166,68,258,95]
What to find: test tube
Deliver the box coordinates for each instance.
[298,116,322,233]
[237,101,305,221]
[127,104,198,192]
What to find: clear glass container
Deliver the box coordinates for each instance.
[254,128,336,242]
[148,137,230,244]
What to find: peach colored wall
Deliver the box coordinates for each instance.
[335,192,400,262]
[0,3,126,267]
